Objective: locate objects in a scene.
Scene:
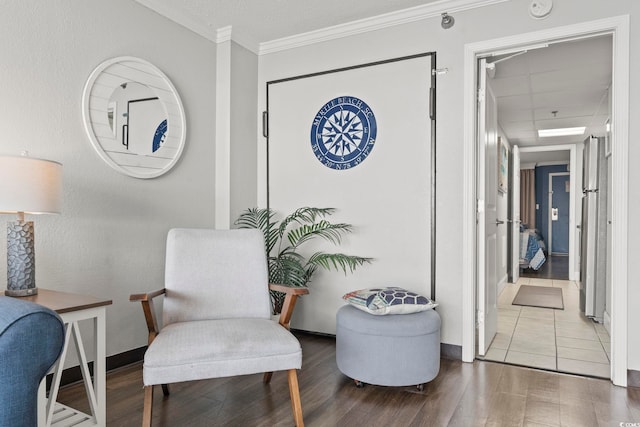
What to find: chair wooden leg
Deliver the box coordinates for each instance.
[142,385,153,427]
[263,372,273,384]
[287,369,304,427]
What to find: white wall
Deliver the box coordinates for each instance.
[257,0,640,370]
[230,41,259,223]
[0,0,217,359]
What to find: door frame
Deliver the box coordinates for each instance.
[548,172,570,255]
[461,16,629,386]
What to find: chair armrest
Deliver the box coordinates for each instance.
[269,284,309,330]
[130,288,166,302]
[129,288,166,345]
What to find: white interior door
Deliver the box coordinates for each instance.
[267,55,433,334]
[511,145,520,283]
[477,58,498,355]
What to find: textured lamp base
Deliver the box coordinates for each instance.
[5,287,39,297]
[6,220,38,297]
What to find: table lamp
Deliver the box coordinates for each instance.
[0,154,62,296]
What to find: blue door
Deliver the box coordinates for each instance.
[550,173,570,254]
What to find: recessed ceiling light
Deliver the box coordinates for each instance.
[538,127,586,137]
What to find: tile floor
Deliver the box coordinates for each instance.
[482,277,611,378]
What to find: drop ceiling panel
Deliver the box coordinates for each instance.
[524,36,611,74]
[498,108,533,124]
[504,129,537,139]
[493,35,611,156]
[492,58,529,78]
[533,105,602,121]
[535,117,591,129]
[489,75,530,97]
[497,94,533,111]
[501,121,535,133]
[530,68,610,93]
[532,90,604,109]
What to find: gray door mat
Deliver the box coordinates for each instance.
[511,285,564,310]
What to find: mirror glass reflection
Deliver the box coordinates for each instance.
[107,82,168,157]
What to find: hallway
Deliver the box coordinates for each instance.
[520,255,569,280]
[482,278,610,378]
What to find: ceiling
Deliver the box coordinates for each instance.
[487,35,612,164]
[134,1,612,165]
[134,0,444,49]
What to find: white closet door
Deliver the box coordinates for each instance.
[267,55,433,333]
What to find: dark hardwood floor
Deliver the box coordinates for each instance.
[57,333,640,426]
[520,254,569,280]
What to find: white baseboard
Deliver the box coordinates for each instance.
[497,274,508,297]
[571,269,580,282]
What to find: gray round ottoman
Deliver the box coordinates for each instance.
[336,304,441,389]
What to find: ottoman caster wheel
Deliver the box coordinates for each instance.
[354,380,365,388]
[416,384,425,391]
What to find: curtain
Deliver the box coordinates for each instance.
[520,169,536,229]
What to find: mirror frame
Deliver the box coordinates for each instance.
[82,56,186,179]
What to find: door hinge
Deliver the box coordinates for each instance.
[429,87,436,120]
[262,111,269,138]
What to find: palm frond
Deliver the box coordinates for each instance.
[287,221,353,248]
[269,255,308,287]
[234,207,278,253]
[234,206,372,306]
[307,252,373,274]
[278,207,335,238]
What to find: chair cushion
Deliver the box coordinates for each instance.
[163,229,272,325]
[143,318,302,385]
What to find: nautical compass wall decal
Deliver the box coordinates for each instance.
[310,96,377,170]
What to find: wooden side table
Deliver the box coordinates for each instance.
[25,289,112,427]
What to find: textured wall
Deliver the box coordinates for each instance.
[0,0,217,360]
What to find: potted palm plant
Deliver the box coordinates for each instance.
[235,207,372,314]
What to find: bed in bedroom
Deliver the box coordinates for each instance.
[519,228,546,271]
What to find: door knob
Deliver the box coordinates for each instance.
[496,220,505,225]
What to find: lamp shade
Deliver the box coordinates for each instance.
[0,156,62,214]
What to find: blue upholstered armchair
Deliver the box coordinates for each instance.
[0,297,65,427]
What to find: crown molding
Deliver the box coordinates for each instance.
[135,0,509,55]
[134,0,260,52]
[259,0,510,55]
[216,26,233,44]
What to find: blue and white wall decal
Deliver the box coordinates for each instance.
[153,119,168,152]
[310,96,377,170]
